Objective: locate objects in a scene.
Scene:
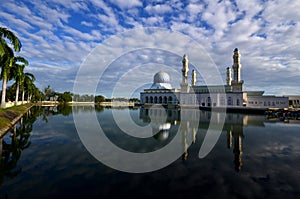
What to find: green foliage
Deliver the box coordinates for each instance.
[129,98,140,102]
[57,92,72,103]
[5,85,16,101]
[30,87,45,102]
[0,27,22,52]
[57,105,72,116]
[94,95,105,103]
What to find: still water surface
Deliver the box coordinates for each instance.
[1,106,300,199]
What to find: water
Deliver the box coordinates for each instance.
[0,106,300,199]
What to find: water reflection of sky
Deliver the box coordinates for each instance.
[1,107,300,199]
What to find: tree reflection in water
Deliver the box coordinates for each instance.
[0,105,75,197]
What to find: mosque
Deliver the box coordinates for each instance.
[140,48,289,109]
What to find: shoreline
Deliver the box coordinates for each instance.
[35,101,136,107]
[0,104,33,137]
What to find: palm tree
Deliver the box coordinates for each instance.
[0,27,22,108]
[23,73,35,102]
[11,56,28,105]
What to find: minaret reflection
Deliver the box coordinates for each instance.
[180,108,199,161]
[181,117,189,161]
[226,116,244,171]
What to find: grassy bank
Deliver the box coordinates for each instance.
[0,103,33,136]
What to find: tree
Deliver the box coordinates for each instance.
[44,85,55,101]
[57,92,72,103]
[11,56,28,105]
[0,27,22,108]
[30,86,45,102]
[94,95,106,103]
[22,72,35,103]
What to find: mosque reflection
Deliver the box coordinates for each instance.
[139,107,266,172]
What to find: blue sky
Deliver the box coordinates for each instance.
[1,0,299,97]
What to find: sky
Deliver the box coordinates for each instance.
[0,0,299,97]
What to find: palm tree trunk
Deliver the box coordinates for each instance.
[15,82,20,105]
[1,77,7,108]
[22,89,25,104]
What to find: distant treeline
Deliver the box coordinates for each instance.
[43,86,140,103]
[73,94,139,103]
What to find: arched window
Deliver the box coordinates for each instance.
[237,98,240,106]
[228,97,232,105]
[145,96,149,103]
[150,96,153,103]
[154,96,158,103]
[168,96,173,104]
[163,96,167,104]
[159,96,162,104]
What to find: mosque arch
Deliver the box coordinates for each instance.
[145,96,149,103]
[168,96,173,104]
[163,96,167,104]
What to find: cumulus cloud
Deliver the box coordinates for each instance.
[109,0,143,10]
[0,0,299,95]
[145,4,172,15]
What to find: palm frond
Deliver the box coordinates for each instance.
[0,27,22,52]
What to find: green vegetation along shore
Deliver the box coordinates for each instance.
[0,103,33,137]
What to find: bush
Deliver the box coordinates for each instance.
[57,92,72,103]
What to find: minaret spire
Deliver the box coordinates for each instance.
[180,54,189,92]
[182,54,189,77]
[192,69,196,86]
[231,48,244,92]
[232,48,241,82]
[226,67,231,86]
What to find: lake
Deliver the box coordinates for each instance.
[1,105,300,199]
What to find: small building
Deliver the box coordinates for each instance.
[284,95,300,108]
[244,91,288,109]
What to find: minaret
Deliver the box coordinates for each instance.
[231,48,244,92]
[180,54,189,92]
[182,54,189,77]
[191,69,196,86]
[226,67,231,86]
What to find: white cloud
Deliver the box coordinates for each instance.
[109,0,143,10]
[81,21,93,27]
[0,0,299,95]
[145,4,172,15]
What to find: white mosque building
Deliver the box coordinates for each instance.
[140,48,289,109]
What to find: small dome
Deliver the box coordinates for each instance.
[153,71,170,83]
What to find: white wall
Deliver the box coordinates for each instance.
[245,96,288,108]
